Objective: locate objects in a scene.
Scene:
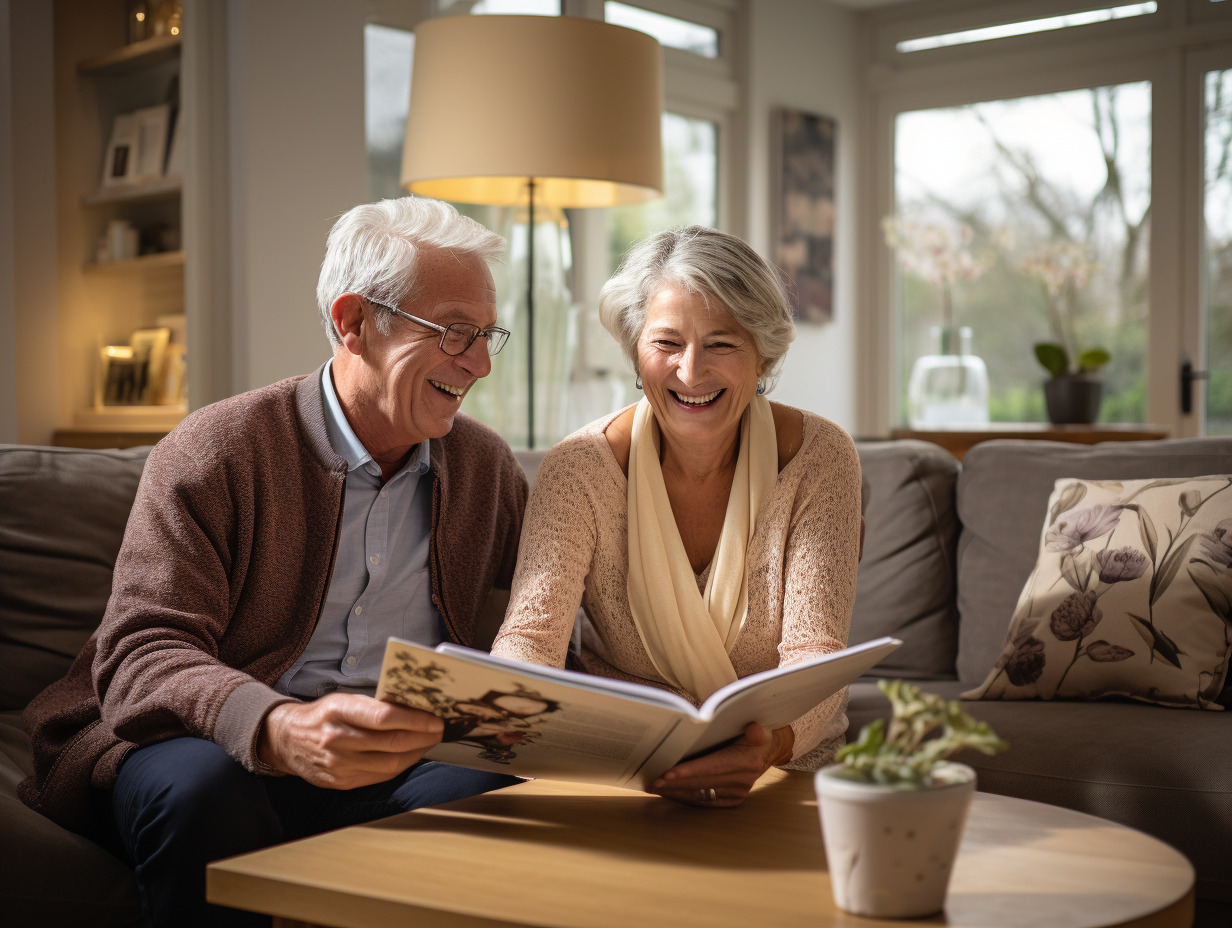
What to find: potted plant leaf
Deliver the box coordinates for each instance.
[1020,242,1110,424]
[814,680,1008,918]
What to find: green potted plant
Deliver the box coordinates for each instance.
[814,680,1008,918]
[1020,242,1109,424]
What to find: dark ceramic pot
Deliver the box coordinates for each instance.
[1044,375,1102,425]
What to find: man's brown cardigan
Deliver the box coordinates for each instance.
[19,368,528,836]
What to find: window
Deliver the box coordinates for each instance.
[606,112,718,272]
[896,3,1157,54]
[364,24,414,203]
[859,0,1232,437]
[604,2,719,57]
[892,84,1152,424]
[364,2,734,448]
[1204,69,1232,435]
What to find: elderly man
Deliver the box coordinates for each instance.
[20,198,528,927]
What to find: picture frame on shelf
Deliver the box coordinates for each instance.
[129,326,172,404]
[132,103,172,181]
[96,345,141,406]
[158,342,187,406]
[164,106,185,177]
[774,107,836,324]
[101,113,139,187]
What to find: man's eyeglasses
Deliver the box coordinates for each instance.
[367,300,510,357]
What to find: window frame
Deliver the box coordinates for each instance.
[858,0,1232,437]
[1185,43,1232,435]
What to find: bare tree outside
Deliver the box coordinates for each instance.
[894,82,1151,423]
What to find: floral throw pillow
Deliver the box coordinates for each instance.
[964,474,1232,709]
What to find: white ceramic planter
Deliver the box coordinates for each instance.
[813,762,976,918]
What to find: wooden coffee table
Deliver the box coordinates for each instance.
[207,770,1194,928]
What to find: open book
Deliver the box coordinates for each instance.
[375,636,900,789]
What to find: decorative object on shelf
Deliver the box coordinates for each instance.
[132,103,172,180]
[774,108,835,323]
[99,327,173,407]
[126,0,150,44]
[150,0,182,37]
[905,324,990,428]
[401,14,663,449]
[158,343,187,406]
[102,113,139,187]
[1020,242,1109,425]
[164,105,185,177]
[814,680,1007,919]
[97,219,140,264]
[97,345,141,406]
[129,326,172,405]
[101,103,173,192]
[884,216,992,427]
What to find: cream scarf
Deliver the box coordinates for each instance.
[626,394,778,702]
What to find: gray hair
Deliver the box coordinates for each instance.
[316,197,506,349]
[597,226,796,390]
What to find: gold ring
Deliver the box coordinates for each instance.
[707,788,717,802]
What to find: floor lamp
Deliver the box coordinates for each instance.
[400,14,664,449]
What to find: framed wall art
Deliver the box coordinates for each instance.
[101,113,139,187]
[774,108,836,323]
[132,103,172,180]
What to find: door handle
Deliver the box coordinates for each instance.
[1181,359,1210,415]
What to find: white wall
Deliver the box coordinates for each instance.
[743,0,861,433]
[4,1,57,444]
[0,1,14,443]
[224,0,368,393]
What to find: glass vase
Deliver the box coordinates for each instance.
[907,326,990,428]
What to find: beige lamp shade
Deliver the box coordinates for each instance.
[401,15,664,208]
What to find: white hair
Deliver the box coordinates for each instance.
[597,226,797,391]
[316,197,506,349]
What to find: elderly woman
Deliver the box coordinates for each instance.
[491,226,862,807]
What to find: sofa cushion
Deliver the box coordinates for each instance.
[851,440,961,679]
[965,474,1232,709]
[0,445,149,711]
[954,436,1232,685]
[846,679,1232,905]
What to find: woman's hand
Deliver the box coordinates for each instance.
[647,723,794,808]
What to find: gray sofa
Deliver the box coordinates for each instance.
[847,435,1232,927]
[2,436,1231,925]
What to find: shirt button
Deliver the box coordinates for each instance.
[354,605,362,615]
[369,554,380,566]
[346,656,357,667]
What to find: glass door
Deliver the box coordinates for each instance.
[1201,64,1232,435]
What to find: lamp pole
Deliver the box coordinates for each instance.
[526,178,536,450]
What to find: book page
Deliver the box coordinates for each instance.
[375,639,686,787]
[684,637,902,758]
[437,643,697,714]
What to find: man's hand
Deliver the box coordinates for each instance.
[257,694,444,790]
[647,723,794,808]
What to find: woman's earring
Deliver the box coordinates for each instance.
[756,379,766,396]
[635,375,643,391]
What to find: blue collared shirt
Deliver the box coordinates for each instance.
[276,362,443,698]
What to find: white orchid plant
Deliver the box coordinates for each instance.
[1018,241,1109,378]
[882,216,992,350]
